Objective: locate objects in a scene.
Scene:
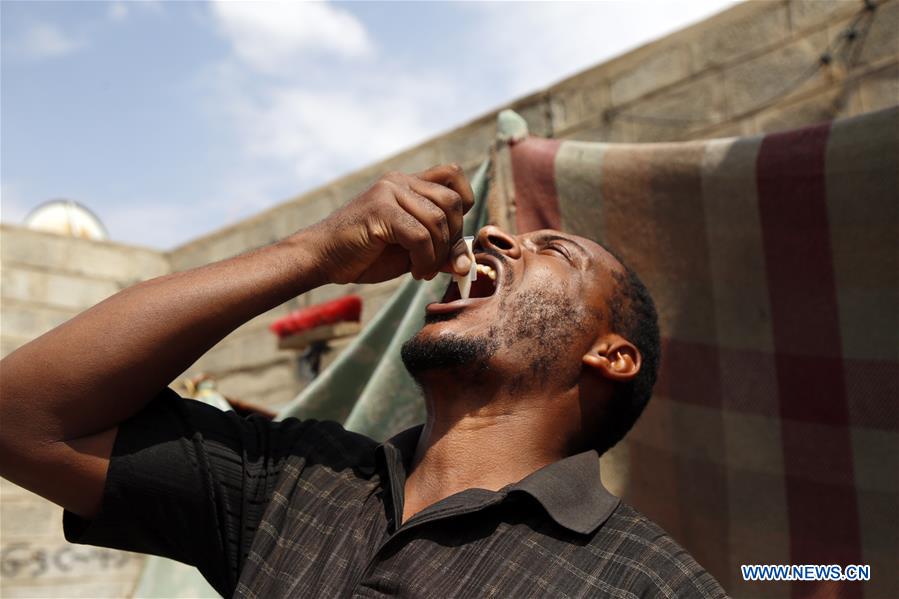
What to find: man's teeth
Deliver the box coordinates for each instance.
[475,263,496,281]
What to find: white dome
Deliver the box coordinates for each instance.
[24,199,108,241]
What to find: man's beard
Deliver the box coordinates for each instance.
[400,328,498,378]
[401,280,593,387]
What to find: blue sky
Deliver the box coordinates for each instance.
[2,0,736,249]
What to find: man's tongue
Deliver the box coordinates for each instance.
[441,280,462,303]
[441,272,495,304]
[468,273,496,299]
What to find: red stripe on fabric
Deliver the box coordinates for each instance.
[756,124,848,424]
[756,123,862,597]
[509,138,562,232]
[781,478,865,599]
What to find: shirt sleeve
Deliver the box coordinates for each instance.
[62,387,319,597]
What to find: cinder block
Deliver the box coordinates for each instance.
[610,45,692,106]
[0,477,43,502]
[271,205,312,240]
[215,359,297,399]
[1,580,143,598]
[1,267,120,311]
[237,331,288,367]
[186,342,242,377]
[0,488,144,598]
[168,227,251,272]
[723,31,830,117]
[859,62,899,112]
[691,120,753,141]
[276,188,343,235]
[167,236,219,271]
[550,81,611,136]
[303,283,350,307]
[183,305,299,379]
[754,89,842,133]
[691,3,790,71]
[329,167,386,210]
[0,540,143,594]
[433,120,495,168]
[0,226,168,282]
[1,334,29,358]
[560,116,633,143]
[857,0,899,67]
[194,337,246,374]
[71,243,166,282]
[240,220,284,252]
[379,143,442,175]
[790,0,857,33]
[623,71,728,143]
[513,96,553,138]
[0,302,77,339]
[294,192,343,229]
[1,496,60,539]
[206,231,252,264]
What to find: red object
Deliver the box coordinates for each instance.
[270,295,362,338]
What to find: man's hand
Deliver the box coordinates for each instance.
[0,164,475,518]
[309,164,475,285]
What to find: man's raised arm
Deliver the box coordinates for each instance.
[0,164,473,519]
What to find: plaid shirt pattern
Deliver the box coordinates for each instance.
[64,389,725,598]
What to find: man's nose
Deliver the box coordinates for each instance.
[476,225,521,259]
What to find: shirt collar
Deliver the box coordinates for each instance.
[376,424,619,535]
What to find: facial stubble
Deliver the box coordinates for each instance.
[401,278,593,389]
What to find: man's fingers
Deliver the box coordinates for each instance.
[385,205,438,279]
[407,177,464,243]
[415,164,475,214]
[363,166,474,280]
[393,184,450,275]
[439,237,473,276]
[413,164,475,277]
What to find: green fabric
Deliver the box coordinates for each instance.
[133,556,219,598]
[277,159,491,440]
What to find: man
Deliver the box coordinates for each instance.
[0,165,725,598]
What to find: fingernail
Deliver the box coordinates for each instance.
[454,255,471,272]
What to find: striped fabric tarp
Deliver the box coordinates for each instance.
[493,106,898,599]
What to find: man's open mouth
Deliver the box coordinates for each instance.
[426,253,502,315]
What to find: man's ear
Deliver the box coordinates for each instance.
[582,335,641,382]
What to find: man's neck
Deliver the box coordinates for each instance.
[400,373,580,524]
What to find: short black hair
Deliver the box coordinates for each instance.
[595,255,661,455]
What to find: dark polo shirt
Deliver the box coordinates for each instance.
[64,389,726,598]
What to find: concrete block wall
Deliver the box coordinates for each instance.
[0,478,146,598]
[1,225,170,358]
[1,225,169,598]
[1,1,896,596]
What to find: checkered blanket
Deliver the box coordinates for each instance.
[493,106,898,598]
